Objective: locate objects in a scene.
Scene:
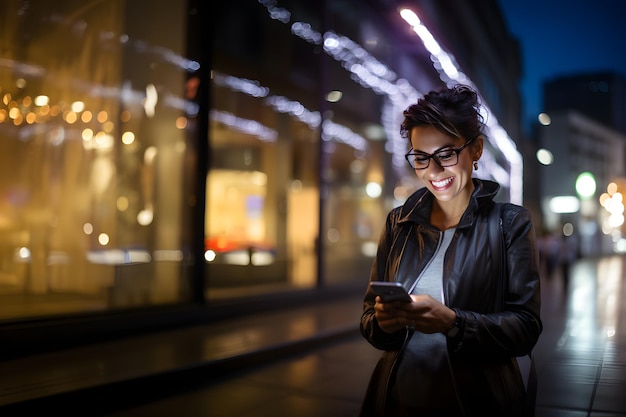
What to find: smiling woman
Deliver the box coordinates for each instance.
[360,84,542,417]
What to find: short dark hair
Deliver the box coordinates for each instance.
[400,84,485,142]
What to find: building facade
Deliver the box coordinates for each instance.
[538,110,626,255]
[544,72,626,134]
[0,0,524,354]
[537,72,626,255]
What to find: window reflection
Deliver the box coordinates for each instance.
[0,1,193,320]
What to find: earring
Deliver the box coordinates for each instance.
[473,161,479,171]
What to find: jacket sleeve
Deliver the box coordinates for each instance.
[360,208,408,351]
[452,205,543,357]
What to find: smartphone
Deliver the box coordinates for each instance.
[369,281,412,302]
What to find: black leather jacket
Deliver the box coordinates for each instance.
[360,179,542,417]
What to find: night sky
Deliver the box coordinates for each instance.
[497,0,626,132]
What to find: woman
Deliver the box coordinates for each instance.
[360,85,542,417]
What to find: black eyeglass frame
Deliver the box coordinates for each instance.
[404,136,477,170]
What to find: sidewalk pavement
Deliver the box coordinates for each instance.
[3,255,626,416]
[0,290,367,416]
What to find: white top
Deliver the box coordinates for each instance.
[410,228,456,301]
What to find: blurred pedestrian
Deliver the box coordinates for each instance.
[359,85,542,417]
[558,233,578,292]
[537,230,560,279]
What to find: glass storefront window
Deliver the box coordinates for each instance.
[0,0,521,323]
[207,73,320,297]
[207,0,407,297]
[0,1,195,320]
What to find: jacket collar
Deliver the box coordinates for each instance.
[398,178,500,229]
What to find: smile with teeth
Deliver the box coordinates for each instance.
[431,177,453,188]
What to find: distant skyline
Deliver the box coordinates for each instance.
[497,0,626,133]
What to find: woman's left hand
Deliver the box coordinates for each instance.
[400,294,456,333]
[374,294,456,333]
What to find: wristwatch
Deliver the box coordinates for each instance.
[446,317,462,338]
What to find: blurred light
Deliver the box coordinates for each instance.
[71,101,85,112]
[116,196,129,211]
[143,83,158,118]
[350,159,365,174]
[600,192,610,207]
[536,148,554,165]
[290,179,303,191]
[87,249,151,264]
[326,90,342,102]
[322,119,368,151]
[102,121,114,133]
[291,22,322,43]
[16,247,31,262]
[83,223,94,234]
[576,172,596,199]
[538,113,551,125]
[393,185,410,201]
[211,110,277,142]
[260,1,291,23]
[98,233,110,245]
[251,251,274,266]
[204,250,217,262]
[137,209,153,226]
[549,196,580,213]
[175,116,187,129]
[607,182,618,195]
[223,251,250,265]
[327,228,340,242]
[86,132,113,150]
[81,111,92,123]
[361,241,378,257]
[153,250,184,262]
[608,213,624,228]
[34,95,49,106]
[363,124,385,141]
[144,146,157,164]
[365,182,382,198]
[81,128,93,141]
[213,73,269,98]
[122,131,135,145]
[614,239,626,253]
[562,222,574,236]
[64,111,77,124]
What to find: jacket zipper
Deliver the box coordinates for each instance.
[406,230,443,295]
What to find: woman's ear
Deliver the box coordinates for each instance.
[473,136,484,160]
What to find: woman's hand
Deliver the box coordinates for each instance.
[374,294,456,334]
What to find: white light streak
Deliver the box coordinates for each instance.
[399,7,523,204]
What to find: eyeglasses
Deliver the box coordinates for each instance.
[405,137,476,170]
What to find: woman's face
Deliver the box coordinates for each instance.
[409,125,482,205]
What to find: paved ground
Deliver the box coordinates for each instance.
[2,255,626,416]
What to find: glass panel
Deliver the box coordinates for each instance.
[207,76,320,297]
[208,0,404,297]
[207,1,322,298]
[0,0,194,320]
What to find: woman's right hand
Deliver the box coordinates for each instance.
[374,295,414,333]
